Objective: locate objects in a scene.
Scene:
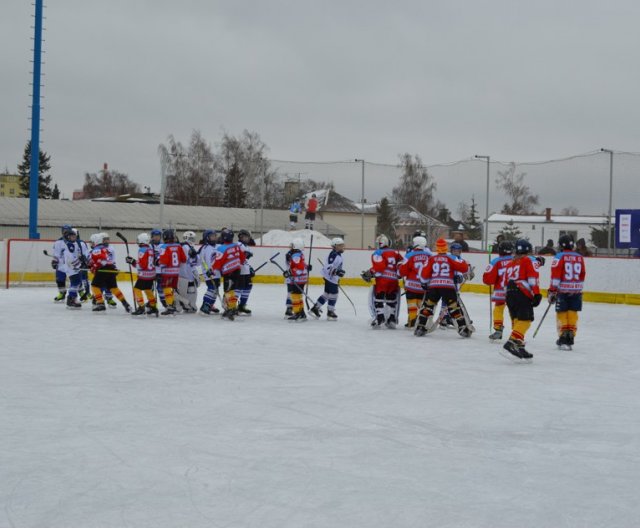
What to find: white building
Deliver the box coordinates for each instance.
[487,209,611,248]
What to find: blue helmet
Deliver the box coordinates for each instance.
[61,224,72,234]
[151,229,162,237]
[450,242,463,252]
[203,229,217,244]
[220,228,234,243]
[515,239,532,255]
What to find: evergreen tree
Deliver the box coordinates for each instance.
[498,220,523,241]
[17,140,54,198]
[467,196,482,239]
[224,161,247,208]
[51,184,60,199]
[376,197,397,243]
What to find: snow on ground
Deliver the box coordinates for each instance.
[255,229,334,248]
[2,285,640,528]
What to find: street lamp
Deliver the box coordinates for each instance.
[475,155,491,251]
[601,148,614,255]
[355,159,365,248]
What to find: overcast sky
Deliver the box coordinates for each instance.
[2,0,639,215]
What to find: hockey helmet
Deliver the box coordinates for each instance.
[162,229,175,243]
[498,240,514,256]
[331,237,345,248]
[151,228,162,238]
[220,228,234,243]
[413,230,427,239]
[238,229,251,239]
[182,230,196,243]
[94,232,109,245]
[412,236,427,250]
[137,233,150,245]
[558,234,575,250]
[450,242,463,255]
[290,237,305,250]
[514,239,532,255]
[203,229,217,244]
[89,233,101,246]
[61,224,72,233]
[376,234,390,248]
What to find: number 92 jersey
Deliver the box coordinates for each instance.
[419,254,469,289]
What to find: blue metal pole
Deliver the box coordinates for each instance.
[29,0,43,239]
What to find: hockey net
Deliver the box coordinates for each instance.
[3,238,57,288]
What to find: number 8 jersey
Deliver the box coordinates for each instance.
[550,250,586,293]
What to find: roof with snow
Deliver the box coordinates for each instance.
[489,213,612,225]
[302,189,374,214]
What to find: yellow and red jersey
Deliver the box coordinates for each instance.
[212,242,245,276]
[286,249,308,285]
[371,248,402,281]
[483,255,513,302]
[550,251,586,293]
[158,243,187,276]
[89,244,116,272]
[136,245,156,279]
[503,255,540,299]
[398,249,431,293]
[419,254,469,289]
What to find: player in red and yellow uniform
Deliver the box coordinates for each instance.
[363,234,402,328]
[548,234,586,349]
[283,237,310,321]
[398,235,432,328]
[501,239,542,361]
[212,228,246,320]
[125,232,158,316]
[414,238,471,337]
[482,240,514,341]
[157,229,187,315]
[88,232,131,313]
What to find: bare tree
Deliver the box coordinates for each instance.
[392,153,437,216]
[495,162,539,215]
[82,166,140,199]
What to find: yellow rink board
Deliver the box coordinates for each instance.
[6,272,640,306]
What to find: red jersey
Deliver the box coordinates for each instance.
[503,255,540,299]
[286,249,308,285]
[212,242,245,276]
[550,251,586,294]
[306,197,318,213]
[89,244,116,272]
[419,254,469,289]
[158,243,187,276]
[136,245,156,280]
[371,248,402,281]
[482,255,513,302]
[398,249,431,293]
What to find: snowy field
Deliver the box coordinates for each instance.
[2,284,640,528]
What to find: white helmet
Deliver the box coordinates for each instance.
[413,236,427,249]
[182,230,196,243]
[331,237,345,247]
[290,238,305,250]
[376,234,390,248]
[92,232,108,245]
[89,233,101,246]
[137,233,150,245]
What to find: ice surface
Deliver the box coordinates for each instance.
[1,285,639,527]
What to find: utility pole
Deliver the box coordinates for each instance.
[355,159,365,248]
[601,148,614,255]
[475,155,491,251]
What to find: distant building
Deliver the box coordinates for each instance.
[392,204,450,247]
[0,173,21,198]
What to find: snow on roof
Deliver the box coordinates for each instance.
[489,213,612,225]
[255,229,334,248]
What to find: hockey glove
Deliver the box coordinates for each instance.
[51,259,58,270]
[535,256,546,267]
[547,289,558,304]
[79,255,89,268]
[532,293,542,307]
[454,275,463,284]
[336,269,346,277]
[282,270,291,278]
[307,264,313,272]
[360,270,373,283]
[421,282,430,291]
[249,266,256,278]
[245,251,253,260]
[189,247,197,258]
[125,256,137,266]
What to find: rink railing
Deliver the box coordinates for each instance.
[2,238,640,305]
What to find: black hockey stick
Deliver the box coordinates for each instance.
[270,254,315,306]
[116,232,138,309]
[252,252,280,274]
[317,258,356,316]
[304,234,314,309]
[532,301,553,339]
[43,249,55,259]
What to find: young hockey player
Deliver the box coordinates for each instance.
[212,228,246,320]
[482,240,514,341]
[414,238,471,337]
[52,224,72,302]
[157,229,188,315]
[309,237,346,320]
[125,233,158,316]
[283,238,311,321]
[398,235,432,328]
[288,200,302,230]
[150,228,166,307]
[437,242,474,328]
[236,229,255,314]
[199,229,221,315]
[304,194,319,230]
[362,234,402,329]
[177,231,199,313]
[88,233,131,313]
[548,234,586,349]
[501,239,542,361]
[60,228,84,309]
[73,229,92,302]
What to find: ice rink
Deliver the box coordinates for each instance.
[2,284,639,527]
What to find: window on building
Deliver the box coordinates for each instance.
[10,188,15,195]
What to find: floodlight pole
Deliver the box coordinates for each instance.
[601,148,614,255]
[475,155,491,251]
[355,159,365,248]
[28,0,44,239]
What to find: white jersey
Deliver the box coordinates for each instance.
[179,242,199,280]
[199,244,221,279]
[76,240,90,264]
[238,242,253,275]
[53,238,68,273]
[321,249,344,285]
[61,240,82,275]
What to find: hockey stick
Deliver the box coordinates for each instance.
[43,249,55,259]
[252,252,280,274]
[270,255,316,306]
[116,232,138,309]
[304,234,314,309]
[487,244,493,333]
[316,258,356,316]
[532,301,552,339]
